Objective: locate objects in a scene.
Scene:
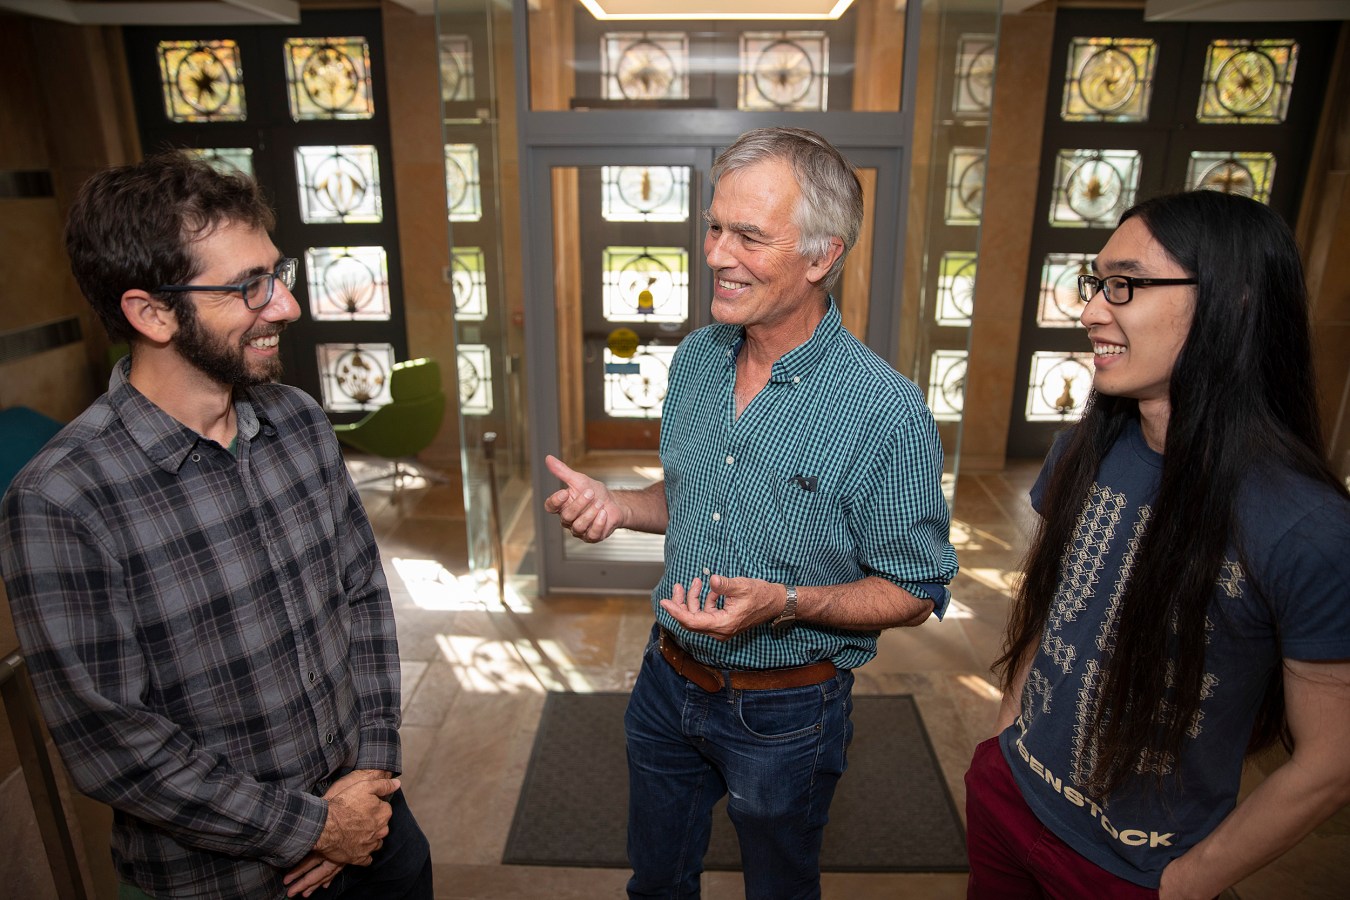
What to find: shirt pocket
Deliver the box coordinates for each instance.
[760,471,846,574]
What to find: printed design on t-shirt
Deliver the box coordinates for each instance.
[1096,505,1149,657]
[1021,666,1053,724]
[1071,658,1105,784]
[1045,484,1126,673]
[1218,559,1245,599]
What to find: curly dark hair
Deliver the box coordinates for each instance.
[64,151,275,342]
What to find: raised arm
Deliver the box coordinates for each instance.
[543,454,668,541]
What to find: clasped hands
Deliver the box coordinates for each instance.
[282,769,399,897]
[661,575,788,641]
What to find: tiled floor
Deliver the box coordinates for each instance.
[350,457,1349,899]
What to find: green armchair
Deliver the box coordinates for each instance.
[332,357,445,490]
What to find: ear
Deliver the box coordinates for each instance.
[805,237,845,286]
[120,289,178,343]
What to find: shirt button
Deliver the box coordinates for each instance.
[309,672,317,684]
[702,567,710,576]
[712,512,721,522]
[792,376,801,384]
[190,453,201,462]
[325,732,335,744]
[725,455,734,465]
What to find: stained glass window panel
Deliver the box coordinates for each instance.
[605,345,676,419]
[296,146,383,224]
[936,252,977,326]
[945,148,987,226]
[451,247,488,322]
[457,345,494,416]
[1050,149,1140,228]
[603,246,689,324]
[1185,151,1276,203]
[602,166,690,222]
[954,34,996,117]
[928,350,968,423]
[157,40,246,122]
[444,144,483,222]
[1038,253,1093,327]
[1198,39,1298,124]
[439,34,475,102]
[1026,351,1094,422]
[305,247,390,321]
[603,33,688,100]
[285,37,375,121]
[1061,37,1157,123]
[186,148,254,177]
[739,32,829,112]
[318,343,395,412]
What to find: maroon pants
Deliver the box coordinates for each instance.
[964,736,1160,900]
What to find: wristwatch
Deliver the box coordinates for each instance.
[772,584,798,628]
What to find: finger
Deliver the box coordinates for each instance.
[286,859,339,897]
[688,577,704,609]
[582,505,611,542]
[543,487,574,514]
[545,454,588,491]
[370,777,400,798]
[283,853,322,884]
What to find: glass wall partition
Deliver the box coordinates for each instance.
[436,0,530,591]
[902,0,1002,499]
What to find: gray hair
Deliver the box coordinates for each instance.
[710,127,863,292]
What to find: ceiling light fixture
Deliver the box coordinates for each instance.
[577,0,858,21]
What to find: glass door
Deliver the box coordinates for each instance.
[528,147,711,592]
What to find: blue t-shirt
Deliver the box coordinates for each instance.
[999,418,1350,887]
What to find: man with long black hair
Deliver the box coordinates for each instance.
[965,190,1350,898]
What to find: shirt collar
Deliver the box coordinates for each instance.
[769,295,842,382]
[108,356,267,474]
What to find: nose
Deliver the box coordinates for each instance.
[1079,289,1112,328]
[264,279,302,324]
[704,229,732,269]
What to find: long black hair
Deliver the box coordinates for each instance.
[996,190,1347,797]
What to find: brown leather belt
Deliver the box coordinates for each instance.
[658,628,837,693]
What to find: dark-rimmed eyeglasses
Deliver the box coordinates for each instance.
[1078,273,1197,306]
[157,257,298,311]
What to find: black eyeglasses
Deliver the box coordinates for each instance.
[1078,273,1197,306]
[157,257,298,310]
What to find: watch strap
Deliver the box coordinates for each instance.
[772,584,798,628]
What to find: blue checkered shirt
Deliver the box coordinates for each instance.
[654,299,957,670]
[0,359,401,899]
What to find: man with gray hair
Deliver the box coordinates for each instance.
[544,127,956,898]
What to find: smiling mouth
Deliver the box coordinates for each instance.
[247,333,280,350]
[717,279,748,292]
[1093,343,1125,357]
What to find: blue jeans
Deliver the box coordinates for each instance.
[625,627,854,900]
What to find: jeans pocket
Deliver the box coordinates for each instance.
[735,684,825,741]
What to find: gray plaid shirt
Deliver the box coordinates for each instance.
[1,359,400,899]
[655,299,958,670]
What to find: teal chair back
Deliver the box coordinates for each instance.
[332,358,445,459]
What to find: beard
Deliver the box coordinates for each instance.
[172,300,285,387]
